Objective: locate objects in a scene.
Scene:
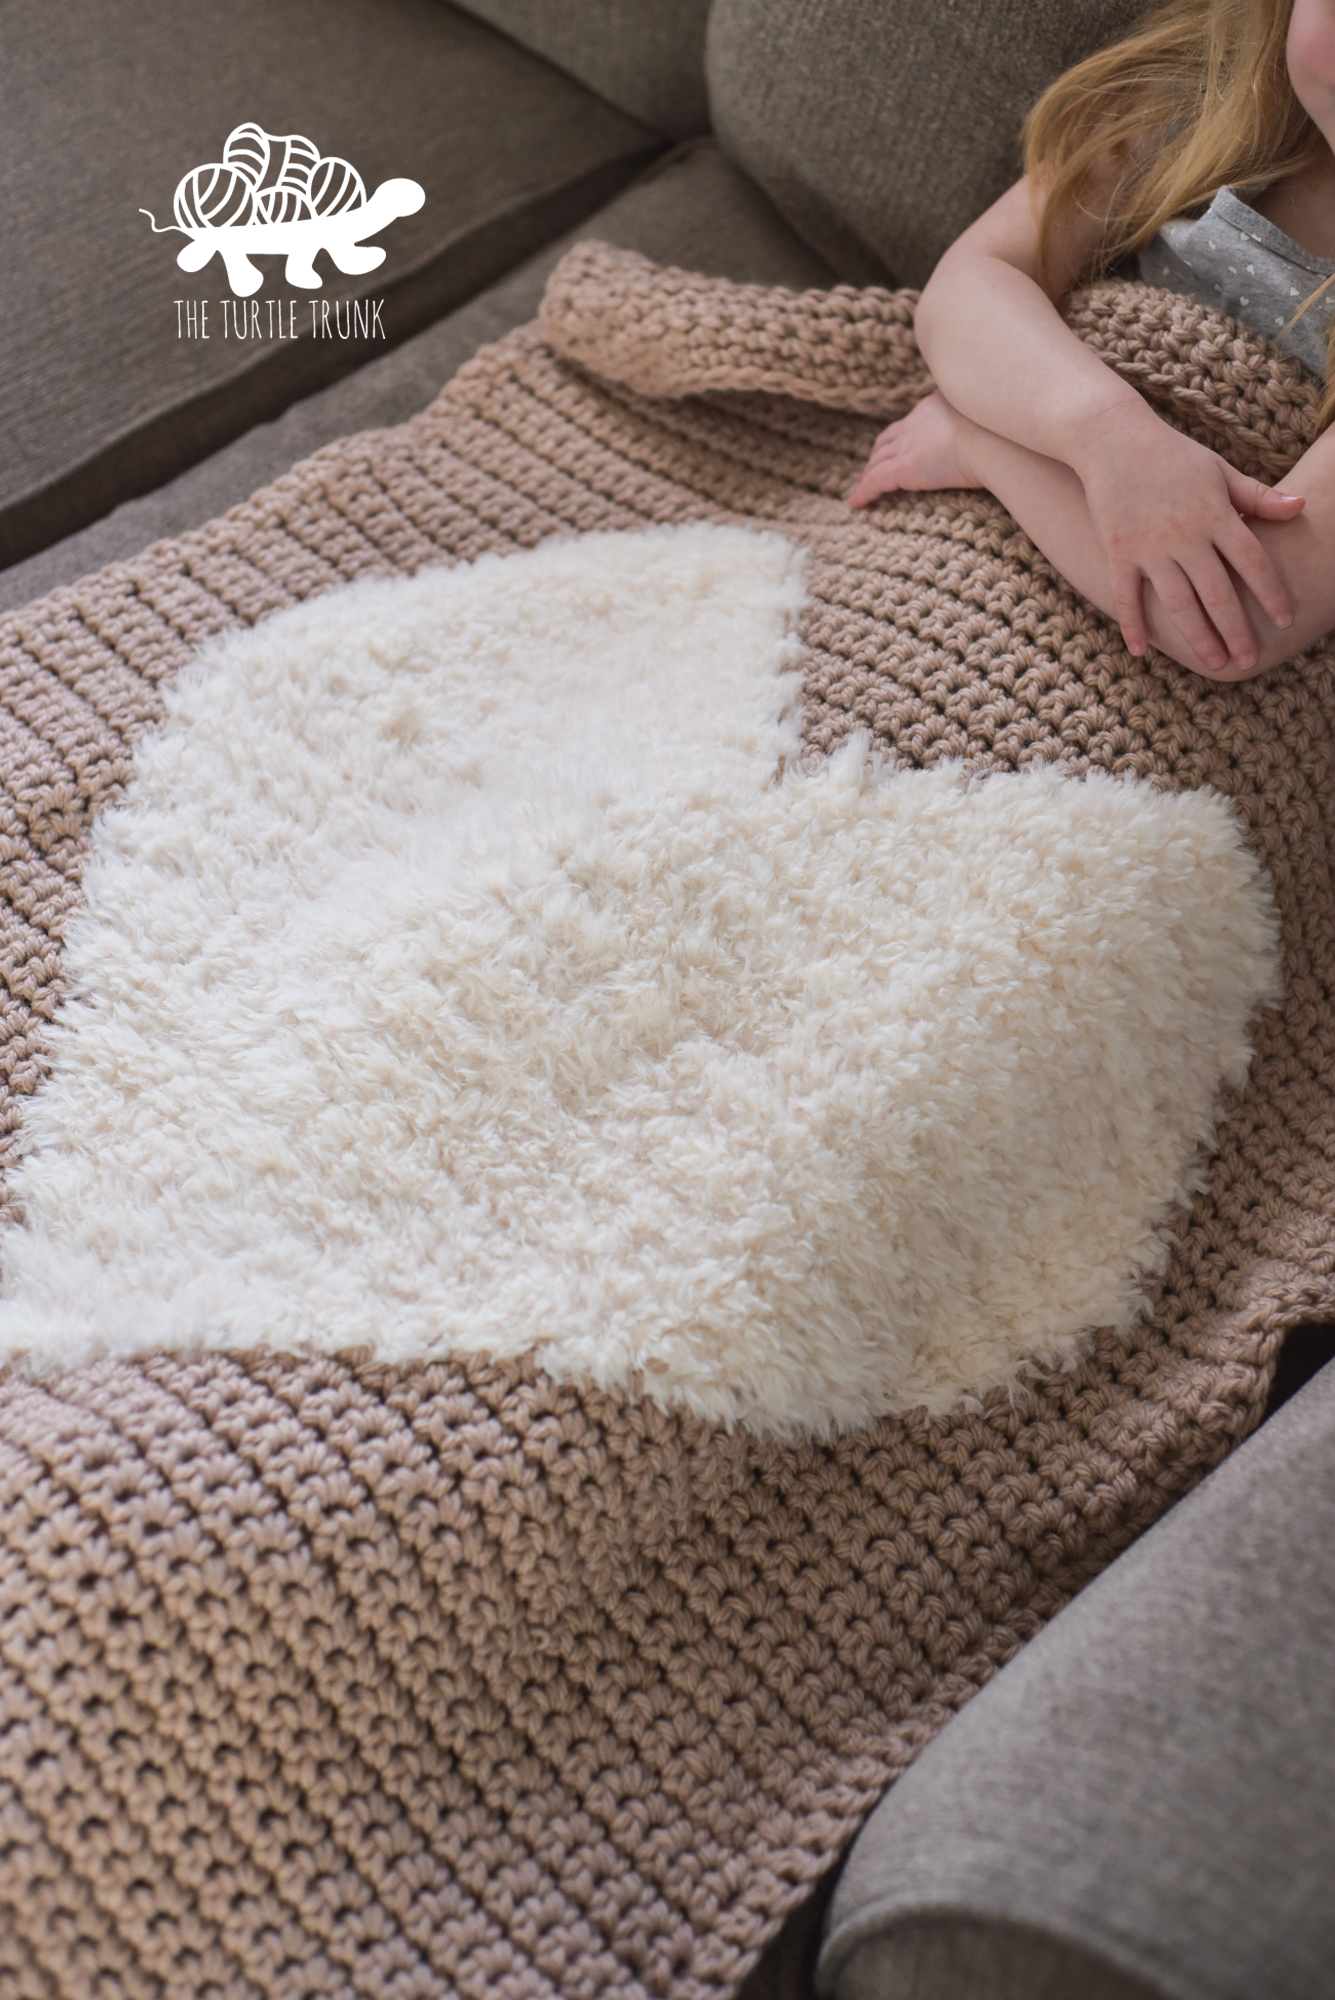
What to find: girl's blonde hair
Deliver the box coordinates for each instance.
[1024,0,1335,429]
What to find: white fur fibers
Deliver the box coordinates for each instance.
[0,524,1280,1430]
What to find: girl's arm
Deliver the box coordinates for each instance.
[859,174,1305,675]
[952,412,1335,681]
[912,175,1139,466]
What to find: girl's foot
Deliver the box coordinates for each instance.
[848,392,985,507]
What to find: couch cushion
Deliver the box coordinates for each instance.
[0,140,836,615]
[817,1357,1335,2000]
[833,1919,1164,2000]
[0,0,661,571]
[450,0,712,139]
[706,0,1150,287]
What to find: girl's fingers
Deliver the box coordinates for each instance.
[1150,560,1232,675]
[1182,546,1261,669]
[1219,515,1295,632]
[848,441,900,504]
[1250,488,1306,516]
[867,426,906,462]
[848,465,894,507]
[1223,467,1305,520]
[1109,563,1149,658]
[1219,470,1301,635]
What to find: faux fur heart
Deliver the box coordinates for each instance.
[0,525,1279,1430]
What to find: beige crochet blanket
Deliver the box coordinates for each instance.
[1,243,1333,1999]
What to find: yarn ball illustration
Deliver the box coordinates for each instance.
[174,162,256,231]
[308,155,367,217]
[222,121,270,185]
[256,185,311,226]
[273,132,321,197]
[174,124,369,229]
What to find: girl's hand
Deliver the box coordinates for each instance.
[1073,407,1305,674]
[848,393,986,507]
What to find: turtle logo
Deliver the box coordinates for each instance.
[142,122,424,297]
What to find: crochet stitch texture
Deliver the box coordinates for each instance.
[0,244,1333,1998]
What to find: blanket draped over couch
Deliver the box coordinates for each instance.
[1,244,1333,2000]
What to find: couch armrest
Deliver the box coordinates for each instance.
[819,1358,1335,2000]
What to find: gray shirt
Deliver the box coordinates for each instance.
[1135,184,1335,375]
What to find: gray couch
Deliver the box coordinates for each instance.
[5,3,1335,1996]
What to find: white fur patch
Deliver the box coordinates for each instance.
[0,525,1280,1430]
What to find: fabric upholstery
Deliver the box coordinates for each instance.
[0,140,836,616]
[818,1357,1335,2000]
[0,0,661,570]
[706,0,1150,287]
[448,0,712,138]
[837,1920,1164,2000]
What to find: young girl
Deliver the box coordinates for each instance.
[849,0,1335,684]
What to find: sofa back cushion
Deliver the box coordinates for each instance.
[0,0,661,574]
[448,0,712,138]
[706,0,1150,286]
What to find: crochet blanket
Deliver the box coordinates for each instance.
[1,243,1333,1998]
[0,525,1280,1423]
